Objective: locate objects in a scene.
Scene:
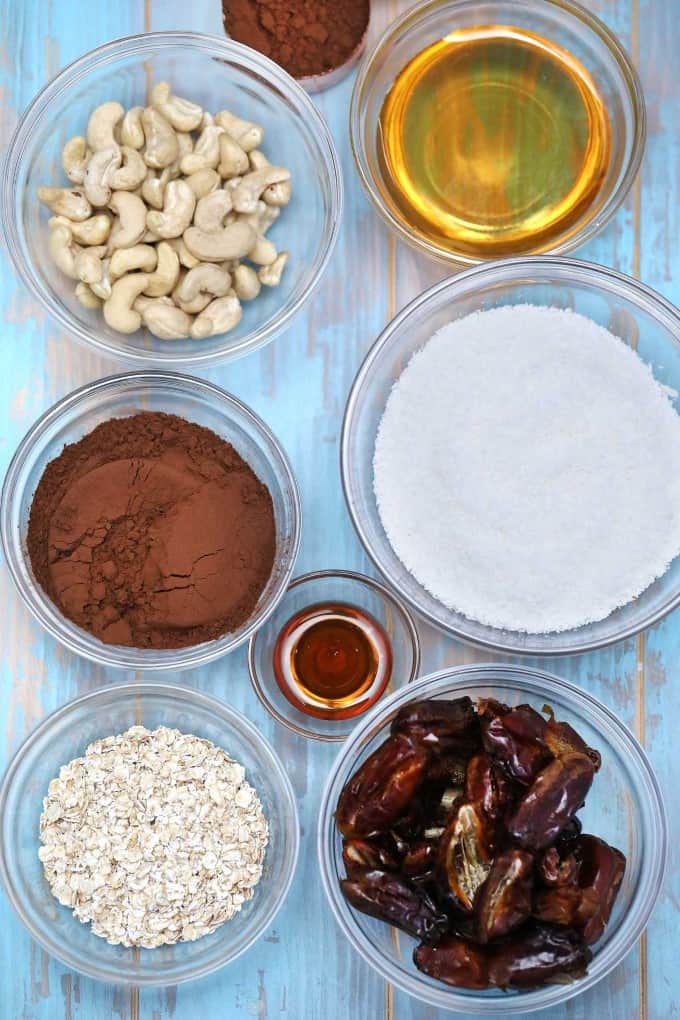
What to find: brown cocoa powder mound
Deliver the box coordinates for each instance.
[27,411,276,650]
[223,0,369,79]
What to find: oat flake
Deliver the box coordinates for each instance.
[39,725,269,948]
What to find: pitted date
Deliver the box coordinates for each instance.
[487,923,592,989]
[476,848,534,942]
[336,733,430,838]
[507,752,595,850]
[414,937,489,989]
[335,694,623,994]
[391,697,480,755]
[436,801,493,912]
[341,869,449,943]
[480,703,551,784]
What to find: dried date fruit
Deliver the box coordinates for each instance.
[402,839,437,883]
[533,884,582,925]
[391,697,480,755]
[538,845,580,887]
[507,752,595,850]
[414,936,489,989]
[436,802,493,912]
[336,733,430,838]
[480,704,551,784]
[341,869,449,943]
[543,707,601,770]
[572,835,626,944]
[476,848,534,942]
[465,752,518,820]
[487,923,592,989]
[342,837,398,877]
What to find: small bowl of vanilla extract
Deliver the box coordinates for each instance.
[248,569,421,741]
[351,0,645,264]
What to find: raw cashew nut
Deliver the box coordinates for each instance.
[134,295,193,339]
[142,107,179,169]
[142,227,162,243]
[62,136,90,184]
[186,168,220,199]
[90,258,112,300]
[167,236,200,269]
[232,167,291,214]
[142,170,165,210]
[75,281,102,309]
[193,190,233,232]
[108,192,147,250]
[86,101,124,152]
[120,106,145,150]
[248,149,269,171]
[218,134,249,178]
[74,244,107,284]
[48,224,79,279]
[143,240,180,296]
[180,125,223,175]
[38,186,92,221]
[48,213,111,246]
[248,235,278,266]
[214,110,263,152]
[259,251,288,287]
[84,146,121,206]
[184,220,256,262]
[263,179,292,206]
[174,263,231,314]
[191,294,242,339]
[110,243,158,280]
[240,199,280,236]
[232,263,261,301]
[146,179,196,239]
[103,273,151,333]
[111,147,147,190]
[151,81,203,133]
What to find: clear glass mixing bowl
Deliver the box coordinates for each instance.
[0,32,342,367]
[1,371,301,670]
[351,0,645,265]
[0,682,300,987]
[317,664,667,1014]
[341,256,680,655]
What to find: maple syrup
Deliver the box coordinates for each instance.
[273,602,392,720]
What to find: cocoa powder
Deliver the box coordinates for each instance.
[223,0,370,79]
[27,412,276,649]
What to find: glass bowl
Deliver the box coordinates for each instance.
[317,663,667,1014]
[0,31,342,367]
[341,256,680,656]
[0,682,299,987]
[1,371,301,670]
[248,569,421,741]
[350,0,645,265]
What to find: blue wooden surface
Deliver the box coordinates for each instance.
[0,1,676,1018]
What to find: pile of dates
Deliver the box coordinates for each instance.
[336,696,625,991]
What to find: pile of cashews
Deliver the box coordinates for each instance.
[38,82,291,341]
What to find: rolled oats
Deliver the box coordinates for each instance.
[39,725,269,948]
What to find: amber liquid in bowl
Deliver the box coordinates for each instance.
[378,25,611,258]
[273,602,392,720]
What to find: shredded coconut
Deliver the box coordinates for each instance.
[374,305,680,633]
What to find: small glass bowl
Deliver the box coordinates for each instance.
[350,0,645,265]
[0,682,299,987]
[0,32,342,367]
[0,371,301,670]
[248,569,421,741]
[341,256,680,656]
[318,664,667,1014]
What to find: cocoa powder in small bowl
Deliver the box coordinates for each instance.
[223,0,370,86]
[27,411,276,650]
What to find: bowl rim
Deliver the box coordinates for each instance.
[349,0,647,266]
[0,681,301,987]
[317,662,669,1014]
[247,567,422,742]
[0,30,343,368]
[0,369,302,670]
[340,255,680,656]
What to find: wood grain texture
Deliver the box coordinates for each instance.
[0,1,676,1019]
